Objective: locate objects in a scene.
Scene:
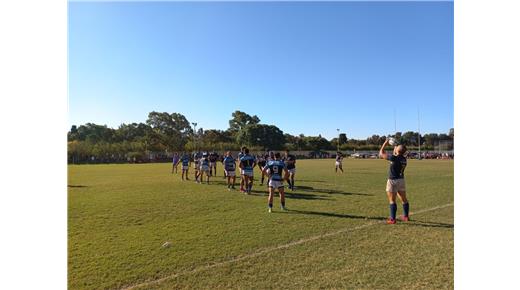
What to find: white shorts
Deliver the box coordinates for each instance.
[335,161,342,166]
[210,162,216,167]
[386,178,406,193]
[182,165,188,170]
[200,165,209,172]
[225,170,235,177]
[269,180,284,189]
[243,170,254,177]
[288,168,296,174]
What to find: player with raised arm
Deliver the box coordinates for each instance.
[379,137,410,224]
[262,152,289,213]
[283,149,297,191]
[335,152,344,173]
[223,151,237,190]
[239,148,256,194]
[180,152,190,181]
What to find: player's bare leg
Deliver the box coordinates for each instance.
[267,187,274,212]
[279,187,287,210]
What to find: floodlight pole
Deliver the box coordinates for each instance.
[418,108,421,160]
[337,128,340,151]
[192,122,197,152]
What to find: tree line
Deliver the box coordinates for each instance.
[68,111,453,163]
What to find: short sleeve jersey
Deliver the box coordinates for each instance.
[240,154,256,171]
[387,154,407,180]
[181,155,190,166]
[266,160,286,181]
[223,156,236,171]
[284,154,296,169]
[200,157,210,167]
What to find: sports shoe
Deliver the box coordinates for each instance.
[268,208,272,213]
[386,218,396,224]
[400,215,409,222]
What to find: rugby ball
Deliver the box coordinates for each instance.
[388,137,398,146]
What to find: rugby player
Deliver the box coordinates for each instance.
[199,152,211,184]
[238,146,247,192]
[180,152,190,181]
[379,138,410,224]
[239,148,256,194]
[283,150,297,190]
[262,152,289,213]
[193,151,201,183]
[223,151,237,190]
[256,153,267,185]
[335,152,344,173]
[172,152,180,174]
[209,151,218,177]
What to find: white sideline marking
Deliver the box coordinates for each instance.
[121,203,453,290]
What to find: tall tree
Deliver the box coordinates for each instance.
[228,111,261,135]
[236,124,285,150]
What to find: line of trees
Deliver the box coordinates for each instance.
[68,111,453,163]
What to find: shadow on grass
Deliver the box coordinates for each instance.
[283,209,386,221]
[68,185,88,188]
[245,191,332,201]
[405,220,454,229]
[296,186,373,196]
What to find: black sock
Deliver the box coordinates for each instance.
[268,203,273,208]
[390,203,397,220]
[403,203,409,217]
[281,201,285,207]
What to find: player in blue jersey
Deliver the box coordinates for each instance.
[283,150,297,191]
[180,153,190,181]
[239,148,256,194]
[379,138,409,224]
[238,146,247,192]
[262,152,289,212]
[223,151,237,190]
[199,152,211,184]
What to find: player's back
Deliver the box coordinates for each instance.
[267,160,285,181]
[240,154,255,170]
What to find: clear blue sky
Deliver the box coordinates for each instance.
[68,1,453,139]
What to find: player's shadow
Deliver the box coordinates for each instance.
[286,209,386,221]
[247,191,331,200]
[68,185,88,188]
[405,220,454,229]
[298,179,326,183]
[296,186,373,196]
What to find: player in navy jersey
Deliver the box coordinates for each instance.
[379,138,409,224]
[180,153,190,181]
[223,151,237,190]
[262,152,289,212]
[199,152,211,184]
[283,150,297,190]
[208,152,218,176]
[238,146,247,192]
[239,148,256,194]
[256,153,267,185]
[335,152,344,173]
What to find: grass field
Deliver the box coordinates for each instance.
[68,159,453,290]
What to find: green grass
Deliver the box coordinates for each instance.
[68,159,453,289]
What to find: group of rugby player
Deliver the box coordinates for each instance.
[172,139,410,223]
[172,147,297,212]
